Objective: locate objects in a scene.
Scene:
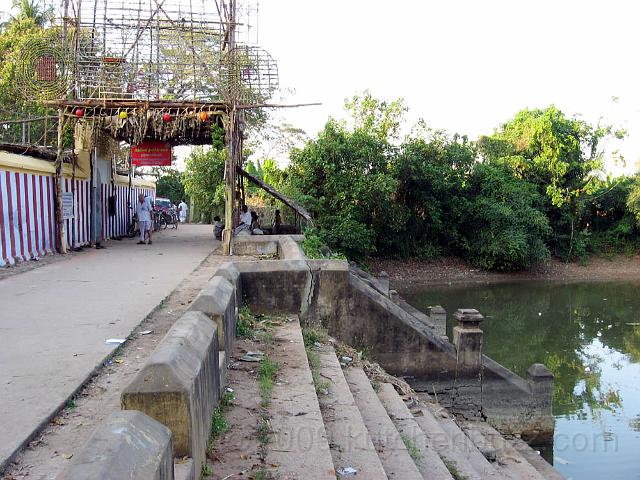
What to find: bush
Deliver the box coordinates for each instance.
[458,164,551,271]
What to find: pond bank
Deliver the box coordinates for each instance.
[369,254,640,287]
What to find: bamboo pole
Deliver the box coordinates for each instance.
[222,108,235,255]
[54,109,68,254]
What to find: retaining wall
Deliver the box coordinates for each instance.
[231,238,555,441]
[121,311,220,477]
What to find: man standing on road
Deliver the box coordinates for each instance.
[178,199,188,223]
[136,193,153,245]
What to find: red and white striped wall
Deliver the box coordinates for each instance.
[1,168,155,266]
[0,170,56,266]
[62,177,91,249]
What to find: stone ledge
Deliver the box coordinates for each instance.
[57,410,173,480]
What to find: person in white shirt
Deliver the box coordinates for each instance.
[235,205,252,235]
[178,199,188,223]
[136,194,153,244]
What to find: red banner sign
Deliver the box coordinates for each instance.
[131,141,172,166]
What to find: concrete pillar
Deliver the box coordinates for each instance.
[428,305,447,337]
[453,309,484,369]
[527,363,554,407]
[389,289,400,304]
[377,271,390,296]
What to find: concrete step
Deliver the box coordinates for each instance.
[507,438,565,480]
[461,421,547,480]
[315,345,387,479]
[265,317,336,479]
[344,367,422,480]
[419,398,507,479]
[411,406,487,480]
[375,382,454,480]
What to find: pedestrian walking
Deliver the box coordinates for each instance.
[178,199,188,223]
[136,193,153,245]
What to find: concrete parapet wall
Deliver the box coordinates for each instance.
[189,276,236,355]
[232,236,279,256]
[277,235,306,260]
[231,235,306,260]
[308,265,460,379]
[235,260,310,315]
[121,311,219,477]
[57,410,173,480]
[213,262,243,318]
[482,359,555,443]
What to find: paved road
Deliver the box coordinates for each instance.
[0,224,218,470]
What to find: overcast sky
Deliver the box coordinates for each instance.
[256,0,640,174]
[1,0,637,174]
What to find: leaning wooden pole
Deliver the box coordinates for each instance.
[54,109,67,254]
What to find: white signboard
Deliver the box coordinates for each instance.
[62,192,74,220]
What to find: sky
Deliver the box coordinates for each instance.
[255,0,640,175]
[1,0,638,174]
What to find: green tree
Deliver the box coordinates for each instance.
[388,131,474,258]
[155,169,185,205]
[9,0,53,27]
[182,147,225,222]
[344,90,407,142]
[479,106,621,259]
[287,119,396,259]
[457,163,551,271]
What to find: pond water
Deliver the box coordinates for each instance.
[402,281,640,480]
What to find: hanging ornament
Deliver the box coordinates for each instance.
[119,110,128,119]
[199,111,208,122]
[75,108,84,118]
[162,113,172,122]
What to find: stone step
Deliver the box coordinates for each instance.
[420,399,507,479]
[375,382,453,480]
[344,367,423,480]
[411,406,487,480]
[507,438,565,480]
[265,318,336,479]
[315,345,387,479]
[461,421,547,480]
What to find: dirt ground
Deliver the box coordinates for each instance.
[207,333,269,479]
[369,254,640,287]
[0,250,249,480]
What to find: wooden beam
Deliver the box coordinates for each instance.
[236,166,314,225]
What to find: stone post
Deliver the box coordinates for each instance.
[453,309,484,369]
[377,271,390,296]
[429,305,447,337]
[526,363,555,443]
[527,363,554,408]
[389,290,400,304]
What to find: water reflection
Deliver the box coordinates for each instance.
[402,281,640,480]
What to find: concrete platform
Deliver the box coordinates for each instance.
[0,225,218,471]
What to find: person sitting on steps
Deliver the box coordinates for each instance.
[234,205,252,235]
[251,211,264,235]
